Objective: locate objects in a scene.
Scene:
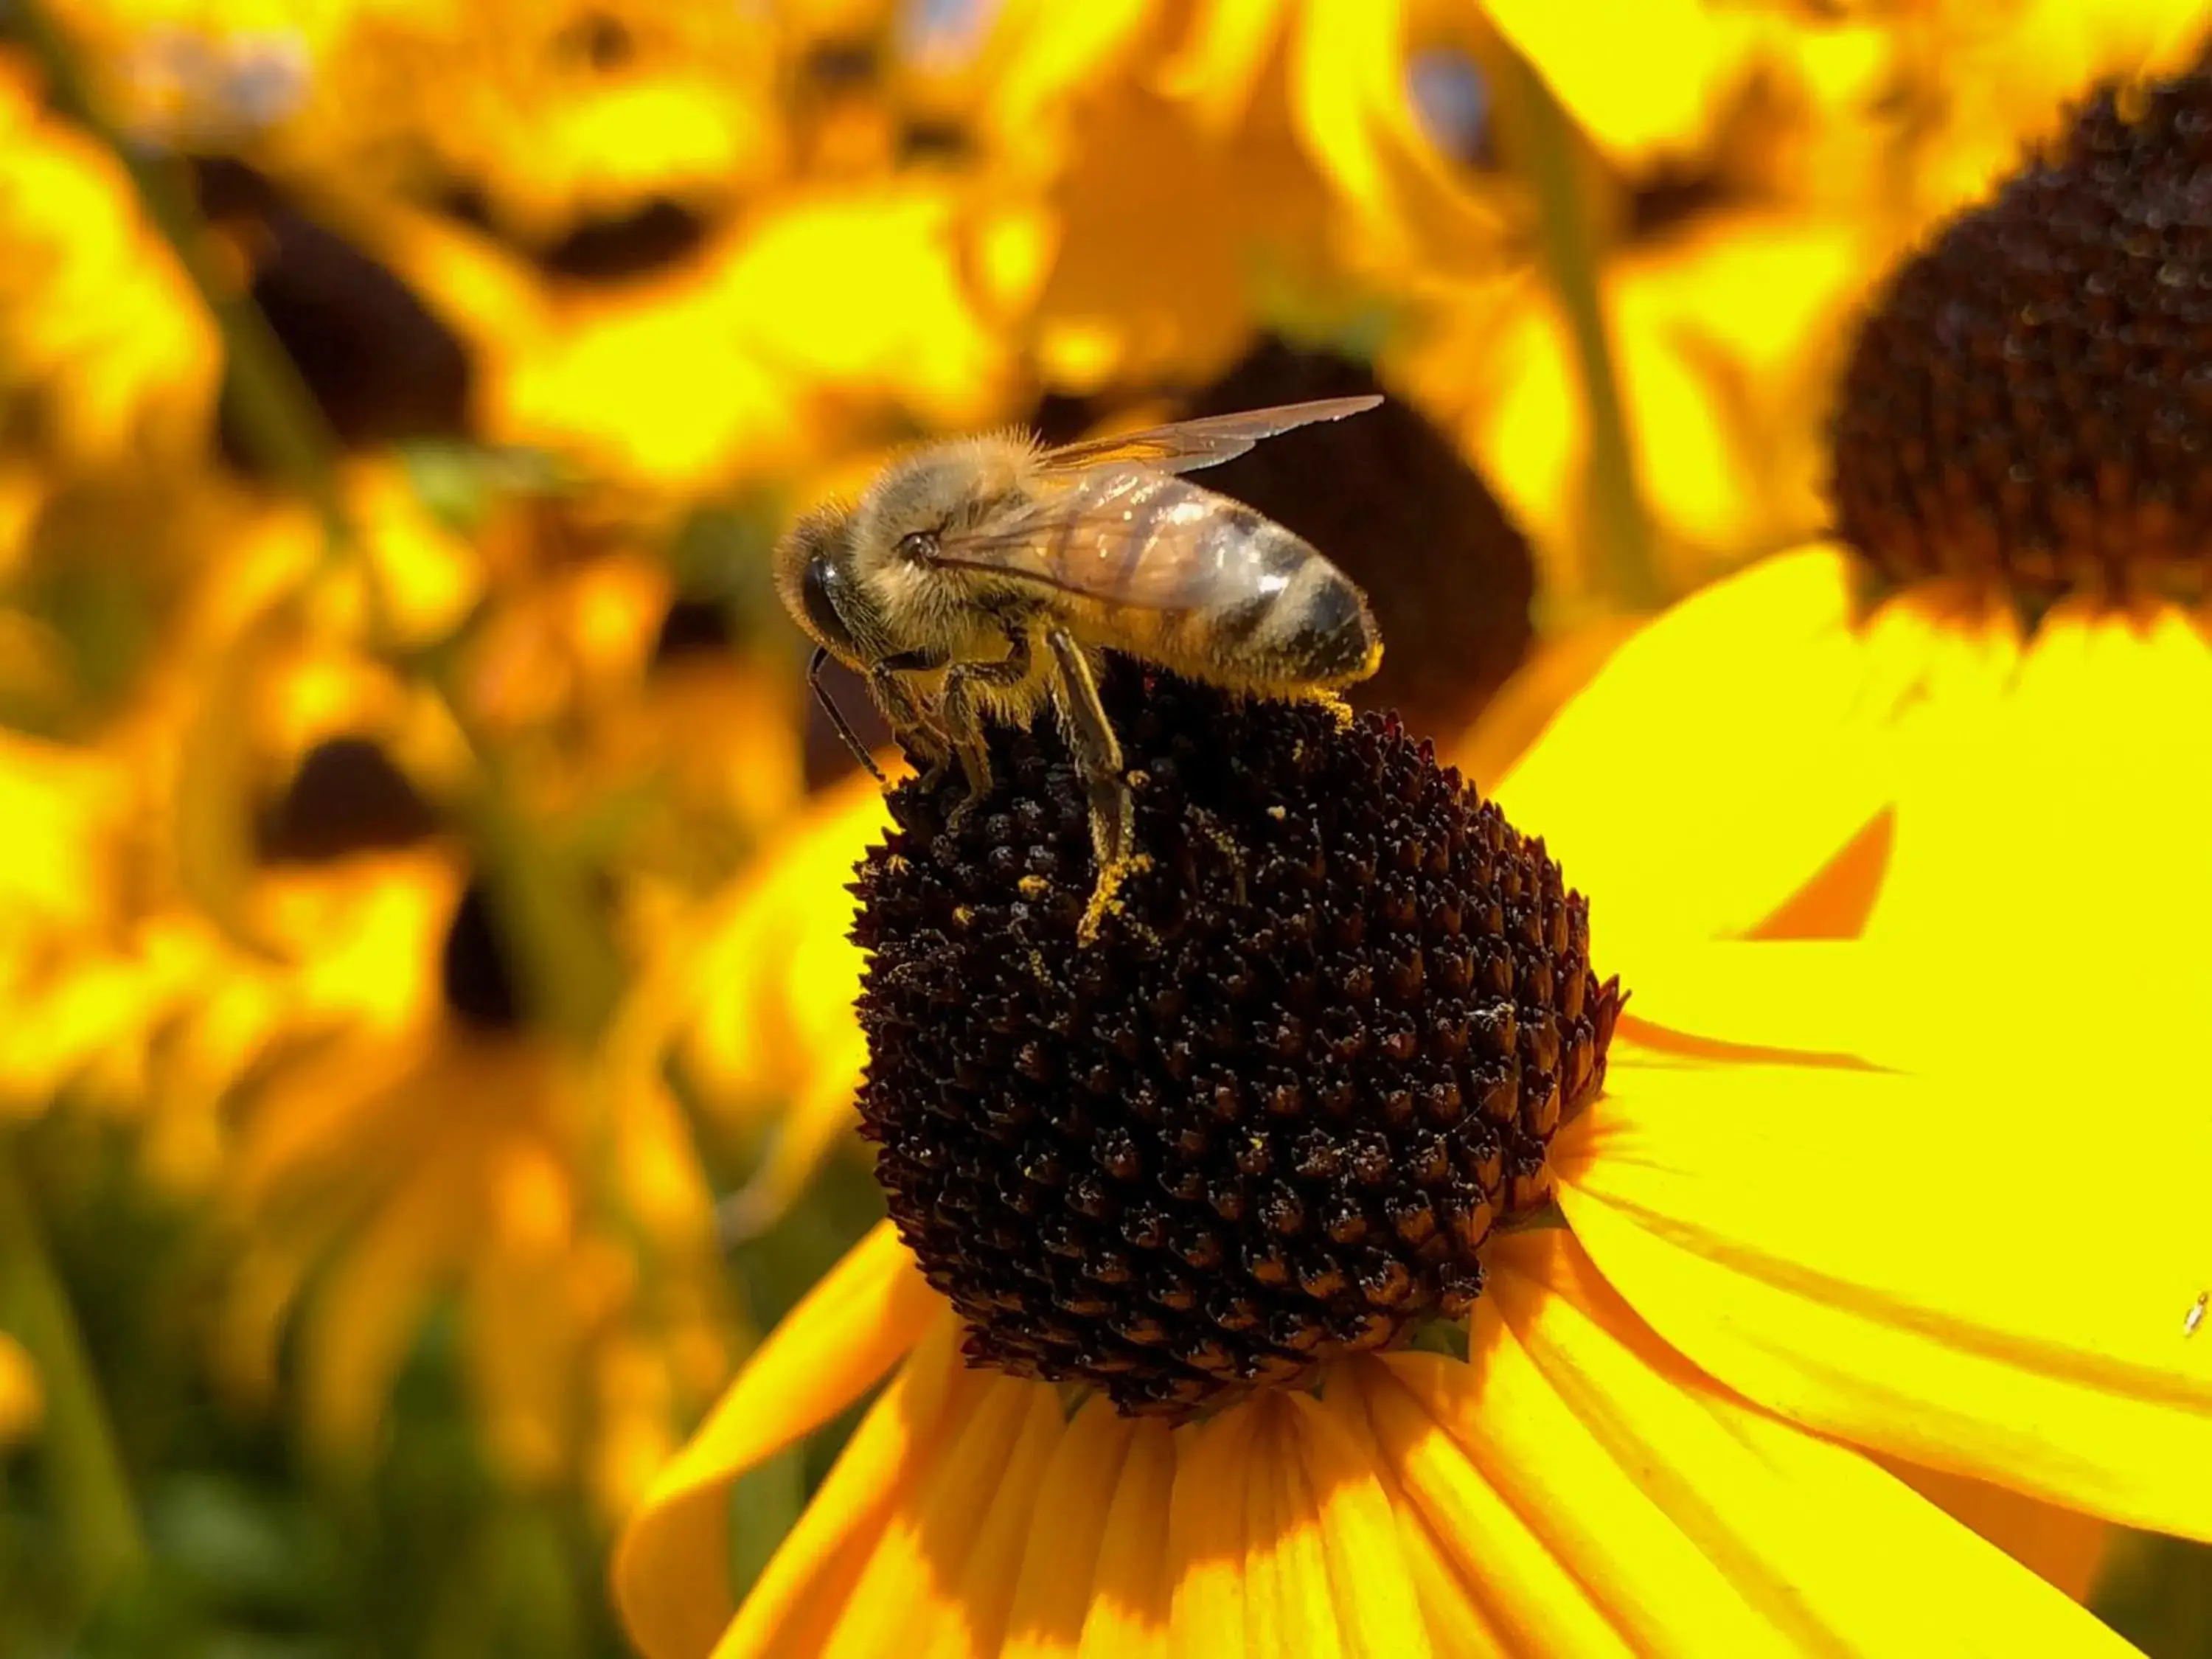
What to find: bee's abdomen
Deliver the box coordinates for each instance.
[1224,526,1381,690]
[1268,563,1382,686]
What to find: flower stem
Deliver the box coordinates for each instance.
[1497,52,1663,614]
[10,0,354,551]
[0,1138,147,1606]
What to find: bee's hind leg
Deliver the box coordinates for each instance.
[1043,630,1138,944]
[936,627,1034,831]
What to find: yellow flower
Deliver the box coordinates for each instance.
[1489,60,2212,1021]
[613,667,2202,1658]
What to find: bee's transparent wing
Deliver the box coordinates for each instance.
[930,469,1281,613]
[1034,395,1382,478]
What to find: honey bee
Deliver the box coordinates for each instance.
[775,396,1385,922]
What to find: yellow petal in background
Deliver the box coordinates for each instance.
[615,1221,937,1659]
[1557,1056,2212,1545]
[1481,0,1736,164]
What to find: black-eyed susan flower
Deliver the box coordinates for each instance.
[1491,59,2212,1025]
[616,665,2211,1656]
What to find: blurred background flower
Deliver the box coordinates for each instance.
[3,0,2210,1654]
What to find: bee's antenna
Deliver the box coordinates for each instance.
[809,646,888,785]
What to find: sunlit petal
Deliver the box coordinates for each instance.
[1557,1057,2212,1543]
[616,1223,937,1659]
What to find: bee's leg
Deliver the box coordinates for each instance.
[936,627,1034,830]
[867,650,949,777]
[809,647,886,784]
[1044,629,1134,888]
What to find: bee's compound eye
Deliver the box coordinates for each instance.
[895,529,939,562]
[800,554,861,658]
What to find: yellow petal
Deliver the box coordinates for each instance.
[1870,605,2212,1005]
[712,1317,975,1659]
[616,1222,938,1659]
[1360,1326,1781,1652]
[1079,1417,1178,1659]
[1556,1054,2212,1543]
[1465,1228,2140,1654]
[1312,1384,1516,1658]
[1167,1404,1259,1656]
[1481,0,1736,163]
[1884,1459,2112,1605]
[1494,548,1896,979]
[1608,939,1954,1075]
[1279,1392,1435,1658]
[1005,1405,1141,1659]
[815,1371,1066,1659]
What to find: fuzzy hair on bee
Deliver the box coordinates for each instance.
[773,397,1386,936]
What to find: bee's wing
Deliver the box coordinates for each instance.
[1034,395,1382,478]
[931,468,1286,613]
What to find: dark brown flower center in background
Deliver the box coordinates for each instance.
[1832,65,2212,604]
[852,667,1618,1417]
[256,735,440,864]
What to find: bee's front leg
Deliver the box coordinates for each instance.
[936,627,1034,831]
[866,650,949,778]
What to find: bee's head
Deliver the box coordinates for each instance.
[773,501,867,665]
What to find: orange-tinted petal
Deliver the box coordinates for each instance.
[816,1373,1066,1659]
[616,1222,937,1659]
[1279,1393,1435,1658]
[1494,547,1896,979]
[1886,1459,2112,1604]
[1162,1391,1433,1659]
[1166,1404,1258,1655]
[1079,1416,1178,1659]
[1004,1404,1141,1659]
[714,1317,973,1659]
[0,1332,41,1446]
[1557,1054,2212,1544]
